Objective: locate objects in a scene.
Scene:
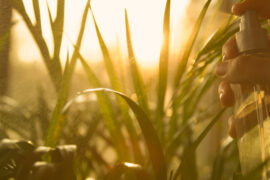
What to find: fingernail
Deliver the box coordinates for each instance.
[231,3,243,16]
[231,5,236,14]
[219,91,224,100]
[215,63,227,76]
[222,55,226,61]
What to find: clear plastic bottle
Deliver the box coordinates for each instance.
[233,11,270,179]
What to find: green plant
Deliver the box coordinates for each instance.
[0,139,76,180]
[0,0,254,179]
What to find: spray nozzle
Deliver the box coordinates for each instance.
[239,11,261,30]
[236,10,270,53]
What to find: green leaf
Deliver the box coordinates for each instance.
[165,122,192,162]
[0,97,30,139]
[125,9,150,115]
[210,138,238,180]
[77,53,130,161]
[53,0,66,61]
[45,52,71,147]
[0,139,35,179]
[168,16,236,140]
[45,0,90,147]
[156,0,171,140]
[237,159,269,180]
[89,6,121,91]
[196,18,238,60]
[174,0,212,89]
[90,6,143,163]
[193,108,226,148]
[73,88,167,180]
[183,75,217,120]
[173,109,226,180]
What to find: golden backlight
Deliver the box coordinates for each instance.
[14,0,189,68]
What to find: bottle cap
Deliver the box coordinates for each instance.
[236,11,270,53]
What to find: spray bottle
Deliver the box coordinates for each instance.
[221,0,270,178]
[233,10,270,179]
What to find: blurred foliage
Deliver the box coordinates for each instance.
[0,139,76,180]
[0,0,262,179]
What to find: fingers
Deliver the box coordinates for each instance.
[216,55,270,84]
[216,36,237,108]
[222,36,239,60]
[232,0,270,18]
[218,81,235,107]
[228,105,260,139]
[232,0,256,16]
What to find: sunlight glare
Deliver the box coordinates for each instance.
[16,0,189,68]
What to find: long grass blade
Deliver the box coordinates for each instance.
[165,122,192,162]
[45,1,89,146]
[210,138,238,180]
[183,75,217,120]
[44,0,65,90]
[53,0,65,61]
[173,0,212,89]
[168,16,236,140]
[169,17,237,108]
[69,0,89,72]
[90,6,143,163]
[193,108,225,148]
[89,6,121,91]
[173,109,226,180]
[156,0,171,140]
[45,52,71,147]
[75,88,167,180]
[0,97,30,139]
[78,54,130,161]
[79,53,149,161]
[124,9,150,115]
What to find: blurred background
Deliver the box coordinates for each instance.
[0,0,238,179]
[7,0,228,103]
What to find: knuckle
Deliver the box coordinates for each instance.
[225,56,249,83]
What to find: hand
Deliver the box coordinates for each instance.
[216,36,270,138]
[215,0,270,138]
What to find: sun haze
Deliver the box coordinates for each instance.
[13,0,189,68]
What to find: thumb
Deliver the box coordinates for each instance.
[232,0,270,18]
[232,0,256,16]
